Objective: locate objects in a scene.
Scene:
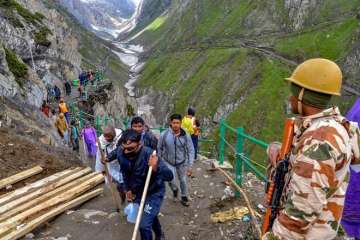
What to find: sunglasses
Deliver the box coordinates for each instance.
[121,145,138,152]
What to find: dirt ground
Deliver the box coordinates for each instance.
[0,127,267,240]
[0,127,81,192]
[26,157,264,240]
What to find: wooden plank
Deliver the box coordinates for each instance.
[2,188,103,240]
[0,166,43,190]
[0,168,81,206]
[0,173,104,236]
[0,168,93,220]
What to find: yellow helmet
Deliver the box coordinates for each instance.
[285,58,342,96]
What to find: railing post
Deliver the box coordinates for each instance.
[114,117,119,127]
[79,111,84,129]
[219,118,226,165]
[96,115,101,134]
[245,149,250,172]
[123,117,130,129]
[104,114,109,127]
[235,127,244,196]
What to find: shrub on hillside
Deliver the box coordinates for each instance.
[34,27,52,47]
[4,48,28,87]
[0,0,45,25]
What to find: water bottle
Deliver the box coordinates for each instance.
[124,203,139,224]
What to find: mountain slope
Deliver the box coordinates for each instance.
[132,0,360,162]
[0,0,133,146]
[57,0,136,38]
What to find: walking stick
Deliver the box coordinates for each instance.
[131,151,156,240]
[81,135,88,165]
[96,138,123,212]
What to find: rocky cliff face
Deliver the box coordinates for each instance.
[0,0,82,106]
[0,0,146,162]
[0,0,83,145]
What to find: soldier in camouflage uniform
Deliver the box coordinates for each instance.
[264,58,360,240]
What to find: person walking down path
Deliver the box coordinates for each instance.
[158,114,195,207]
[55,113,69,146]
[81,122,98,167]
[64,80,71,96]
[107,129,173,240]
[58,98,70,125]
[70,120,80,152]
[40,100,50,118]
[131,116,158,150]
[181,107,200,160]
[95,125,125,202]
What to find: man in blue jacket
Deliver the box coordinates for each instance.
[107,129,173,240]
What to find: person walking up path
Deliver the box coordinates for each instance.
[55,113,69,146]
[70,120,80,152]
[107,129,173,240]
[54,85,61,101]
[40,100,50,118]
[182,107,200,160]
[158,114,194,207]
[81,121,98,168]
[95,125,125,202]
[64,80,71,96]
[58,98,70,125]
[131,116,158,150]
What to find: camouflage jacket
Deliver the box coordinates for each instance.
[266,107,360,240]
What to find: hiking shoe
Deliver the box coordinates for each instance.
[155,232,165,240]
[181,196,190,207]
[172,188,178,199]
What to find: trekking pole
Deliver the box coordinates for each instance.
[131,151,156,240]
[81,135,88,165]
[216,167,262,239]
[96,138,123,212]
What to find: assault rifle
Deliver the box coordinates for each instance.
[262,118,295,235]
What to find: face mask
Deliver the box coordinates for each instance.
[123,145,140,159]
[124,151,138,159]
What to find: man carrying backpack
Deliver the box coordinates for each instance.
[158,114,195,206]
[182,107,200,160]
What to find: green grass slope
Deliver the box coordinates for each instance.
[134,0,360,163]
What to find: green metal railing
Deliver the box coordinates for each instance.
[218,118,269,189]
[70,109,127,135]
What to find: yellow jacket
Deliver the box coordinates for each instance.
[55,115,67,135]
[59,102,68,113]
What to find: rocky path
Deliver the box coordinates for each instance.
[29,157,265,240]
